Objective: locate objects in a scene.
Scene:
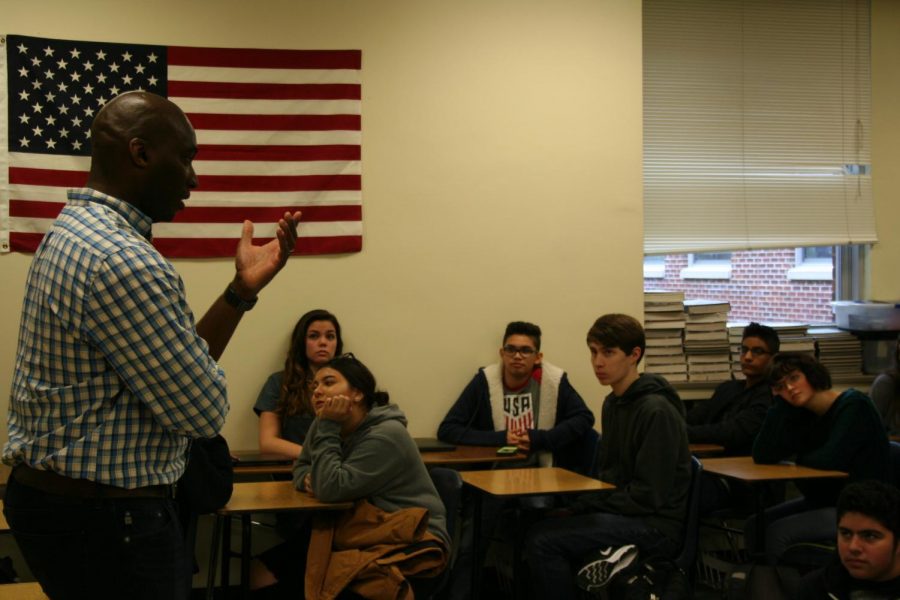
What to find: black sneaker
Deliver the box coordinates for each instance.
[576,544,639,592]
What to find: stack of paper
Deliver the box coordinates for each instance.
[643,290,687,382]
[808,326,864,379]
[683,299,731,382]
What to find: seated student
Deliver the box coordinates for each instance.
[524,314,691,597]
[800,480,900,599]
[748,352,890,565]
[255,309,343,459]
[437,321,594,469]
[250,354,449,598]
[869,333,900,435]
[687,322,779,513]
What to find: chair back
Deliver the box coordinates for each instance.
[889,440,900,488]
[428,467,464,580]
[673,455,704,574]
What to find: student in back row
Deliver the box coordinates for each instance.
[437,321,594,469]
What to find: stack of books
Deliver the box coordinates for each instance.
[643,290,687,382]
[683,299,731,382]
[808,326,864,380]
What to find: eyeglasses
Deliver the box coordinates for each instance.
[502,345,537,357]
[740,345,771,358]
[771,371,803,393]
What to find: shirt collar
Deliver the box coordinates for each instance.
[67,188,154,240]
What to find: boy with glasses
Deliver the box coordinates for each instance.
[437,321,594,468]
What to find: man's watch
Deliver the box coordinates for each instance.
[224,285,257,312]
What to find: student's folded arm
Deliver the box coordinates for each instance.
[752,398,803,463]
[307,423,409,503]
[528,376,594,452]
[437,374,505,446]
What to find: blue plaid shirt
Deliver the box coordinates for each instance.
[3,188,229,488]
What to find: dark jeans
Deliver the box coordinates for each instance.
[744,496,836,565]
[3,475,191,600]
[524,511,677,599]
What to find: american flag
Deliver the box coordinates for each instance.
[1,34,362,257]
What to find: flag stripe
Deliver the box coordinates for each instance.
[169,81,361,100]
[10,200,361,223]
[196,145,360,162]
[194,130,360,146]
[171,97,361,116]
[168,65,360,85]
[11,185,360,206]
[185,113,360,131]
[168,47,361,70]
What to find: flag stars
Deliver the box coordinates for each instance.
[110,85,120,96]
[46,139,57,150]
[97,97,107,107]
[72,116,83,127]
[30,56,41,67]
[97,73,108,84]
[122,51,132,62]
[147,53,158,63]
[32,125,44,137]
[73,140,83,151]
[83,60,94,71]
[57,82,68,93]
[43,46,55,57]
[18,90,30,101]
[71,95,82,105]
[70,72,81,82]
[45,91,56,102]
[18,66,28,77]
[135,64,146,74]
[19,114,30,124]
[70,48,81,59]
[60,127,70,138]
[46,115,57,126]
[32,102,44,113]
[84,106,95,117]
[147,75,159,87]
[59,105,70,115]
[109,62,120,73]
[122,74,133,85]
[96,49,106,60]
[56,58,68,70]
[84,83,95,95]
[44,69,55,79]
[31,80,42,90]
[19,137,30,148]
[17,43,28,54]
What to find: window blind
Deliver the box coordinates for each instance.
[643,0,874,255]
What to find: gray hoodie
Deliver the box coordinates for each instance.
[293,403,449,547]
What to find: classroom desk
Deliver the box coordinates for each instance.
[206,481,351,600]
[0,582,50,600]
[688,443,726,457]
[461,468,615,600]
[702,456,848,557]
[0,500,9,532]
[420,445,527,466]
[230,451,294,478]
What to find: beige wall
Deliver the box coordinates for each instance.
[870,0,900,301]
[0,0,644,449]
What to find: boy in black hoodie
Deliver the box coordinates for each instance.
[523,313,691,598]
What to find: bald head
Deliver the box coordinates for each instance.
[87,91,198,222]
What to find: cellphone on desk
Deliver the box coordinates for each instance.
[497,445,518,456]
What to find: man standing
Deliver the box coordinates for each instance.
[687,322,779,513]
[437,321,594,469]
[2,91,301,599]
[524,314,691,597]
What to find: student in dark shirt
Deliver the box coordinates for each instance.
[800,480,900,600]
[687,322,779,514]
[748,353,890,564]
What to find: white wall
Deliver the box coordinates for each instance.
[1,0,644,449]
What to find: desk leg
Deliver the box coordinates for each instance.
[241,515,252,599]
[205,515,223,600]
[221,516,232,592]
[471,492,482,600]
[754,489,767,563]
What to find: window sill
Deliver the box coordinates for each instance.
[680,264,731,280]
[787,263,833,281]
[643,262,665,279]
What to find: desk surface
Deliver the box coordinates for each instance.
[220,481,352,514]
[0,500,8,531]
[461,467,614,497]
[421,445,526,466]
[688,443,725,457]
[702,456,848,482]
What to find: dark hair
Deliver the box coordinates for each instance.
[586,314,646,364]
[743,322,780,354]
[766,352,832,390]
[278,309,343,417]
[322,354,390,410]
[837,480,900,545]
[504,321,542,351]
